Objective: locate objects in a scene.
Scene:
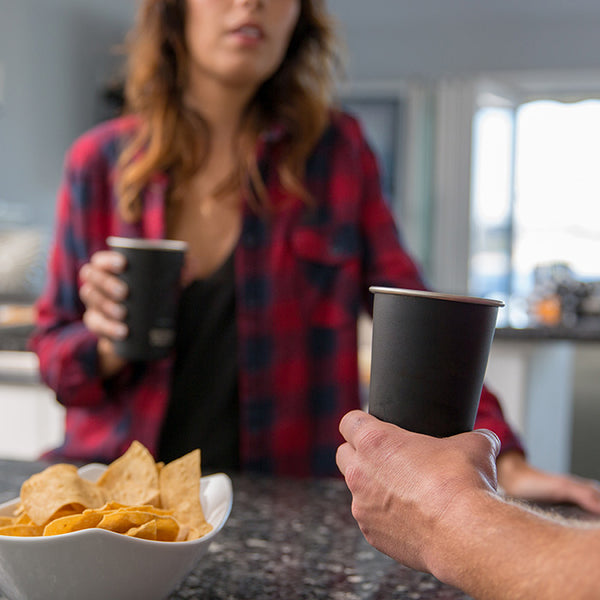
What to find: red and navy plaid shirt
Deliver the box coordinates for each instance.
[30,111,522,476]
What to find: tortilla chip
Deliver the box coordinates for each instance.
[159,449,212,540]
[44,504,85,522]
[43,511,103,536]
[96,441,160,506]
[20,464,107,526]
[126,519,157,540]
[14,513,35,525]
[98,509,179,542]
[98,503,173,516]
[0,524,43,537]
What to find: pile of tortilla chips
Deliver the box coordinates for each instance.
[0,442,212,542]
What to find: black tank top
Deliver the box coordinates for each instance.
[158,252,239,473]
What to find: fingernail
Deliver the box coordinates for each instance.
[112,253,126,270]
[111,280,128,300]
[112,303,127,320]
[113,323,128,340]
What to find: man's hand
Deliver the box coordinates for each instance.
[336,410,500,573]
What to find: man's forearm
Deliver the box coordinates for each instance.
[431,490,600,600]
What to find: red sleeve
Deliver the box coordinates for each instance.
[349,116,427,314]
[28,137,109,407]
[475,384,525,456]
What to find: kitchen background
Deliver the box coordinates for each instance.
[0,0,599,479]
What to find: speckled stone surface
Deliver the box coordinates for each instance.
[169,474,474,600]
[0,460,597,599]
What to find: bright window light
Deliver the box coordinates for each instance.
[470,98,600,327]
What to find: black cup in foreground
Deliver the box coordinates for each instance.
[107,237,188,361]
[368,286,504,437]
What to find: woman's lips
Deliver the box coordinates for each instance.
[229,23,265,44]
[235,25,262,39]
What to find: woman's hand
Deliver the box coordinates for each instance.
[497,450,600,514]
[79,250,129,377]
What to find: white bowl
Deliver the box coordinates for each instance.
[0,464,233,600]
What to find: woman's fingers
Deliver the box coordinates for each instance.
[90,249,127,273]
[80,280,127,320]
[81,252,128,301]
[82,305,128,340]
[79,251,129,340]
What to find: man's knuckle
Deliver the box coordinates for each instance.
[351,498,365,523]
[356,427,387,452]
[345,463,368,493]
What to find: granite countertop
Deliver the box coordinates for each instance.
[1,460,597,600]
[495,324,600,342]
[0,460,474,600]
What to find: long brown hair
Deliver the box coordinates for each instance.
[116,0,342,222]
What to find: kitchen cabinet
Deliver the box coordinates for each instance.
[486,326,600,474]
[0,351,64,460]
[485,336,573,474]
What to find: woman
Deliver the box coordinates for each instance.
[30,0,600,512]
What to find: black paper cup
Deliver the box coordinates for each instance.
[106,237,188,361]
[368,286,503,437]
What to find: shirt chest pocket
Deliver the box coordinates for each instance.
[290,226,361,324]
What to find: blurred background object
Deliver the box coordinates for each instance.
[0,228,44,302]
[528,263,600,329]
[0,200,45,338]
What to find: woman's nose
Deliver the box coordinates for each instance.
[235,0,265,9]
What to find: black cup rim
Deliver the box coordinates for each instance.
[106,236,188,252]
[369,286,505,308]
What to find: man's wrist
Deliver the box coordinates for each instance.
[425,487,499,588]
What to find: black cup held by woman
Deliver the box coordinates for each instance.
[107,237,188,361]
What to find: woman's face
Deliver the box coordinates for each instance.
[184,0,301,96]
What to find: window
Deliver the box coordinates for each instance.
[470,91,600,328]
[470,106,515,312]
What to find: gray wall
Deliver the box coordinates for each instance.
[328,0,600,80]
[0,0,134,230]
